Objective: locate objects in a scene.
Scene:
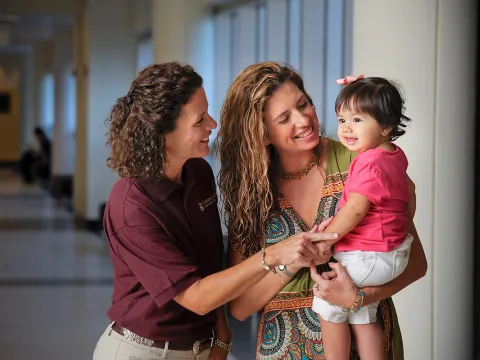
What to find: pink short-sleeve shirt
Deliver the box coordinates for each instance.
[335,145,410,252]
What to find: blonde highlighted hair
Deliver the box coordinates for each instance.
[215,62,315,259]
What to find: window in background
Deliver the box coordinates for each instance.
[266,0,288,62]
[211,11,232,171]
[65,68,76,135]
[323,0,350,136]
[40,73,54,137]
[213,11,233,123]
[237,4,257,73]
[63,67,77,174]
[288,0,302,71]
[230,11,240,79]
[301,0,327,131]
[212,0,353,138]
[256,3,267,62]
[136,36,153,73]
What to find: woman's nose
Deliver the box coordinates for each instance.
[206,114,217,130]
[293,110,310,126]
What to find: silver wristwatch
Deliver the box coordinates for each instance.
[278,264,296,278]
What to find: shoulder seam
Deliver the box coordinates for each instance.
[122,179,137,228]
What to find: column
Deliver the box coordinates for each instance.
[73,0,136,221]
[51,25,74,197]
[73,2,88,218]
[21,48,35,152]
[352,1,477,359]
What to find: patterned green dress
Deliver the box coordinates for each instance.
[256,139,403,360]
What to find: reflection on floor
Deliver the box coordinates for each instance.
[0,169,257,359]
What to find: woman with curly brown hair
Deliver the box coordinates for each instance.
[216,62,427,359]
[93,62,337,360]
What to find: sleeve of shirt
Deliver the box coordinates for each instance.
[116,224,201,309]
[347,155,387,206]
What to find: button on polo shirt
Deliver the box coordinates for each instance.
[104,158,224,342]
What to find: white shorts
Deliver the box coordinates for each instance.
[312,234,413,324]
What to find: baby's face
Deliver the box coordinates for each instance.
[336,109,390,153]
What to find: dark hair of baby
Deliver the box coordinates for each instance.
[335,77,412,140]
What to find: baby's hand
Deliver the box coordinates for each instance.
[316,240,333,256]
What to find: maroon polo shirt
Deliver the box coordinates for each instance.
[104,158,224,342]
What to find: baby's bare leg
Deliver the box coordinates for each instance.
[350,322,385,360]
[320,318,351,360]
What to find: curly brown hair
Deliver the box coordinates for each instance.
[215,62,318,259]
[106,62,203,181]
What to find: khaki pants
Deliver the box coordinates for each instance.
[93,323,211,360]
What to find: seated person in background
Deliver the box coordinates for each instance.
[19,127,51,184]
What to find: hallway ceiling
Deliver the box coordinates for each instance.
[0,0,77,53]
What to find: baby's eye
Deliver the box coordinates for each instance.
[353,117,362,123]
[338,118,345,124]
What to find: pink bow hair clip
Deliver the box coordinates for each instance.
[335,74,365,85]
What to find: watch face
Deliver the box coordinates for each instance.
[278,265,286,271]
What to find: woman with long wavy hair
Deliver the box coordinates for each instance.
[216,62,427,359]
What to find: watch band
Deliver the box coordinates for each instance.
[213,338,233,353]
[278,264,296,278]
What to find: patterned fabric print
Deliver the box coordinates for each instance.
[315,171,347,224]
[258,170,345,360]
[266,213,299,245]
[256,139,402,360]
[257,307,325,360]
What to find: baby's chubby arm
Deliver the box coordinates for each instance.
[316,193,371,254]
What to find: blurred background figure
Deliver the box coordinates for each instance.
[18,126,51,184]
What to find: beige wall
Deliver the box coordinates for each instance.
[353,0,477,359]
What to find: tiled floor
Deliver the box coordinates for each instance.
[0,169,257,359]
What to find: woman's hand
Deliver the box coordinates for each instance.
[311,218,334,264]
[265,228,338,269]
[310,261,357,308]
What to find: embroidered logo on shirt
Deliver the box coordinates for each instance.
[199,193,217,211]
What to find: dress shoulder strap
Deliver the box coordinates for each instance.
[325,138,354,175]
